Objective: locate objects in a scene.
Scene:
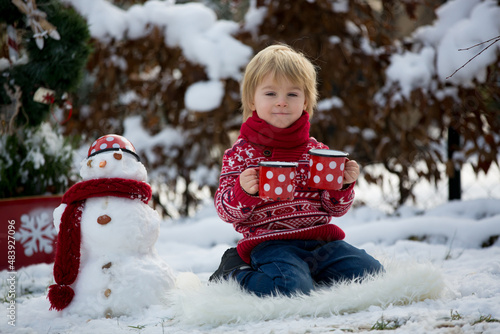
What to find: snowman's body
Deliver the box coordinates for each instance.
[52,140,174,318]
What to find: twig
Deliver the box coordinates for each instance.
[446,35,500,80]
[458,35,500,51]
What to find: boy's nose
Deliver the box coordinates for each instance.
[276,99,288,107]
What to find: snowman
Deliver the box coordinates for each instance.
[48,134,175,318]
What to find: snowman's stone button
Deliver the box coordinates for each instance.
[97,215,112,225]
[104,289,111,298]
[102,262,112,270]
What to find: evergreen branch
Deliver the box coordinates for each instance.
[446,35,500,80]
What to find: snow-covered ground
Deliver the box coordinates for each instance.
[2,163,500,333]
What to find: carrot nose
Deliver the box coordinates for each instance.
[99,161,107,168]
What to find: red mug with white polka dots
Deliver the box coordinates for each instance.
[258,161,298,201]
[308,149,349,190]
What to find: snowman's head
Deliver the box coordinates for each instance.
[80,134,147,181]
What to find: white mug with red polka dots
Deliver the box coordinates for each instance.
[308,149,349,190]
[258,161,298,201]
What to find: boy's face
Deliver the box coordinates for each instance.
[251,74,307,129]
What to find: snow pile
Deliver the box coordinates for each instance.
[343,200,500,248]
[242,0,267,38]
[184,80,225,112]
[65,0,252,112]
[379,0,500,103]
[384,46,435,99]
[122,115,184,166]
[415,0,500,85]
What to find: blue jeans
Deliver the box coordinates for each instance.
[233,240,383,297]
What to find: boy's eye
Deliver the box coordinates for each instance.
[288,93,298,97]
[265,92,276,96]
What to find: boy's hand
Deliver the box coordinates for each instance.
[343,160,360,185]
[240,168,259,195]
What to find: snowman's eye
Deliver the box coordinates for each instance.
[113,153,122,160]
[87,160,92,168]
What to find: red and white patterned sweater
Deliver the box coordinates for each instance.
[214,137,355,263]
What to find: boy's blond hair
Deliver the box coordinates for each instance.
[240,44,318,121]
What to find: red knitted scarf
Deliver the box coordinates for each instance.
[47,178,152,311]
[239,111,311,161]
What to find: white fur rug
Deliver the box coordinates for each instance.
[170,261,445,326]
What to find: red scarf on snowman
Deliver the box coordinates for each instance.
[48,178,152,311]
